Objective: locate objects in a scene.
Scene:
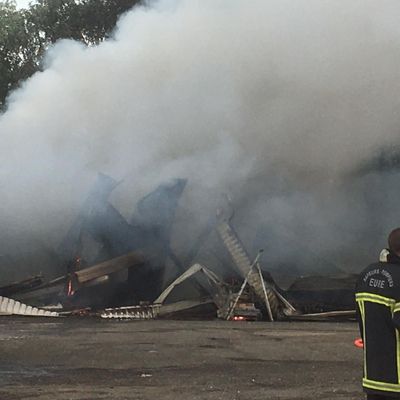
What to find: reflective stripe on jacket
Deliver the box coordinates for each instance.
[355,257,400,397]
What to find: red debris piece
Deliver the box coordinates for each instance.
[354,338,364,348]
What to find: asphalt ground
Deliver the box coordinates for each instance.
[0,318,363,400]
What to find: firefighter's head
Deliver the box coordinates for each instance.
[388,228,400,256]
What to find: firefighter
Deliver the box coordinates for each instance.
[355,228,400,399]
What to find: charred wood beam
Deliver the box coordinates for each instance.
[75,250,145,284]
[4,274,67,304]
[0,275,43,297]
[14,251,145,305]
[13,281,65,305]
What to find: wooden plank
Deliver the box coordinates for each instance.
[0,275,43,297]
[75,251,145,284]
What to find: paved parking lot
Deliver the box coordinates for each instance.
[0,318,363,400]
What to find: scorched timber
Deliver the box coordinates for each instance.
[0,275,43,297]
[75,251,145,284]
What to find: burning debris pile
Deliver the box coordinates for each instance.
[0,174,356,322]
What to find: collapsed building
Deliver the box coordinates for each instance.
[0,174,357,321]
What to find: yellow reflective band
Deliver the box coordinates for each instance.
[356,293,400,385]
[356,292,395,308]
[356,299,367,377]
[397,329,400,384]
[394,303,400,313]
[363,378,400,392]
[360,300,367,377]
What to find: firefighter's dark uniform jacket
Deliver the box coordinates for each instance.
[355,250,400,397]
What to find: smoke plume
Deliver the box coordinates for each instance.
[1,0,400,279]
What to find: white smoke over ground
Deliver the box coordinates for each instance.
[1,0,400,278]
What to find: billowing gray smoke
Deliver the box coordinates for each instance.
[1,0,400,280]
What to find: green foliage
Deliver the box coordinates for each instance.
[0,0,142,110]
[0,1,36,109]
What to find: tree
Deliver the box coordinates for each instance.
[0,0,142,110]
[0,1,39,109]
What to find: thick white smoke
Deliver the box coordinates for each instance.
[1,0,400,277]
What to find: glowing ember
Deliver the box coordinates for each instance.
[67,279,74,297]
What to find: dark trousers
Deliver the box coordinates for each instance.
[367,394,397,400]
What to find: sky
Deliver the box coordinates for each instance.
[15,0,31,9]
